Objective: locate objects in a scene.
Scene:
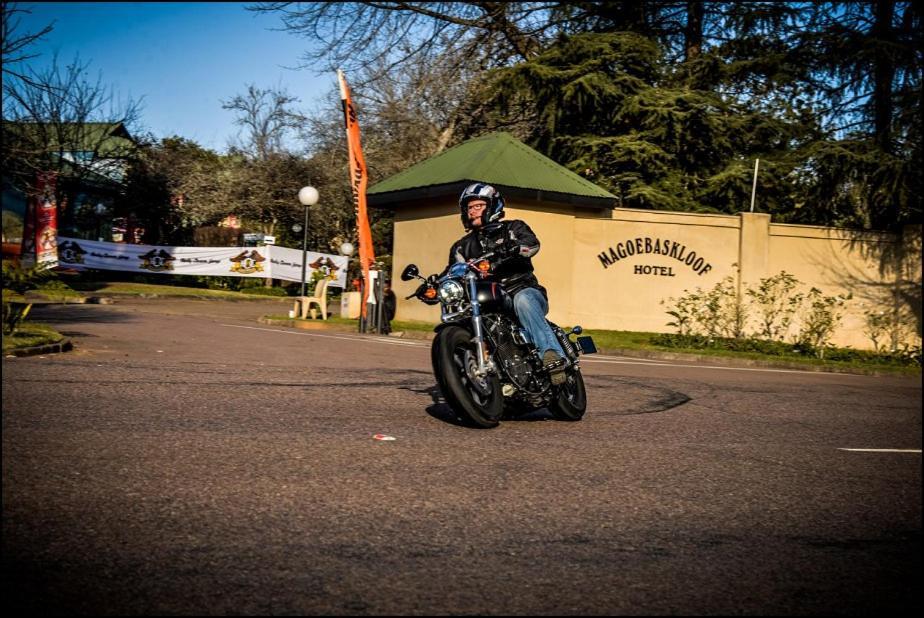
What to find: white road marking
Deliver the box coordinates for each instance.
[221,324,429,347]
[838,448,921,453]
[580,356,862,376]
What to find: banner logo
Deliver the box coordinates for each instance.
[309,256,341,280]
[230,250,266,274]
[139,249,176,272]
[59,240,88,264]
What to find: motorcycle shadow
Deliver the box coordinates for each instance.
[422,384,555,426]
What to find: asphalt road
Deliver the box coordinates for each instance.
[3,298,921,615]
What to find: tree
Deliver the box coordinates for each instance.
[229,152,324,242]
[221,84,305,160]
[121,137,232,244]
[792,1,922,229]
[1,210,24,243]
[251,2,547,77]
[258,1,921,231]
[1,2,54,90]
[2,52,144,234]
[480,29,818,215]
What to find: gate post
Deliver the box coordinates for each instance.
[738,212,772,305]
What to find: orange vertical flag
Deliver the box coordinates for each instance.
[338,70,375,317]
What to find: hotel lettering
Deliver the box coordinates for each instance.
[598,237,713,276]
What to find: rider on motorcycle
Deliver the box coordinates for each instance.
[447,182,568,384]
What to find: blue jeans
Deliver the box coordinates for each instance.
[512,287,565,357]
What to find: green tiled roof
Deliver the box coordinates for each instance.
[368,132,615,204]
[4,122,135,156]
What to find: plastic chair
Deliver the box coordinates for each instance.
[293,278,330,320]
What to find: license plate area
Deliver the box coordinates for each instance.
[577,336,597,355]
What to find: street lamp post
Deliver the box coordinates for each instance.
[94,203,106,241]
[297,186,319,298]
[338,242,362,331]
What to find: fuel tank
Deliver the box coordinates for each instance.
[474,281,513,314]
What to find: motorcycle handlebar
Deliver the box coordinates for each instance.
[406,253,497,301]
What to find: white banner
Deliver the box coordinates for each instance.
[57,237,349,288]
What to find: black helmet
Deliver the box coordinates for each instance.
[459,182,505,230]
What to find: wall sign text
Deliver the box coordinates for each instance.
[598,237,713,276]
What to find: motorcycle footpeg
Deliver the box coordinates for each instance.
[544,356,567,371]
[576,336,597,355]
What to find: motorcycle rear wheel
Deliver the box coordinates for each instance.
[437,326,503,428]
[548,368,587,421]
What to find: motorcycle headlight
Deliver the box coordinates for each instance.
[438,279,465,304]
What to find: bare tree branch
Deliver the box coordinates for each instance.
[221,84,305,160]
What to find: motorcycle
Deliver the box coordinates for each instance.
[401,253,597,428]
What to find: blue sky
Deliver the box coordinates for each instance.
[12,2,334,152]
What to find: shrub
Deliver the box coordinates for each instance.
[794,288,851,358]
[1,260,57,335]
[650,333,919,366]
[1,260,57,295]
[35,278,77,294]
[862,292,917,354]
[662,275,745,338]
[746,271,804,341]
[702,275,746,339]
[2,301,32,335]
[662,289,702,336]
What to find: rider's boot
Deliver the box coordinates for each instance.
[542,350,567,385]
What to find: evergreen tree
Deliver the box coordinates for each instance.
[259,1,920,230]
[484,29,817,215]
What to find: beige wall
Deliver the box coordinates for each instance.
[391,200,457,324]
[571,210,742,332]
[389,198,922,350]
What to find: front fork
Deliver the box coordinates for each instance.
[466,271,495,378]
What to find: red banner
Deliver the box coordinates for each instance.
[338,70,375,318]
[20,172,58,267]
[20,190,36,265]
[35,172,59,267]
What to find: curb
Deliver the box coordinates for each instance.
[5,339,73,358]
[20,296,115,305]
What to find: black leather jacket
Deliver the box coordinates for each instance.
[446,220,546,298]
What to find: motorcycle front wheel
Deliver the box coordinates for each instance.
[548,368,587,421]
[436,325,503,428]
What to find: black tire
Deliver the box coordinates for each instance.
[436,325,503,428]
[430,333,446,394]
[548,368,587,421]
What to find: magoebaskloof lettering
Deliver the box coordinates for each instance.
[598,237,713,276]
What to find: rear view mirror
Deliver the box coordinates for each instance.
[401,264,420,281]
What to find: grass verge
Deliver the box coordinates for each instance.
[65,281,295,300]
[2,322,65,354]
